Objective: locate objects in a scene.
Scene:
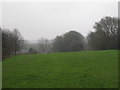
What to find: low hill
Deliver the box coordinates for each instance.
[3,50,118,88]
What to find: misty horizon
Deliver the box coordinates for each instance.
[2,2,118,41]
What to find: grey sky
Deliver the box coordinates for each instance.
[2,2,117,40]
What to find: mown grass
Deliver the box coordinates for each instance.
[0,61,2,89]
[3,50,118,88]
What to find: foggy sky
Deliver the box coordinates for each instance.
[2,2,118,40]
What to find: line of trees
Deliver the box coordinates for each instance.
[2,16,120,59]
[35,16,119,53]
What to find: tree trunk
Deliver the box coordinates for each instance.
[15,51,16,55]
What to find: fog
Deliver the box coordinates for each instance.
[2,2,117,40]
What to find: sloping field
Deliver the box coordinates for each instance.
[3,50,118,88]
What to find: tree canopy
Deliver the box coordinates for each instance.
[53,31,85,52]
[87,16,119,50]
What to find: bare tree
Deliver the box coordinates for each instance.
[2,29,13,58]
[12,29,24,55]
[38,38,49,54]
[2,28,24,59]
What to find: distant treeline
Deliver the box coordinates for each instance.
[2,16,120,60]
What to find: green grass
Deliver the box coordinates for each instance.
[3,50,118,88]
[0,61,2,89]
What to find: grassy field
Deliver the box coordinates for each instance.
[0,61,2,89]
[3,50,118,88]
